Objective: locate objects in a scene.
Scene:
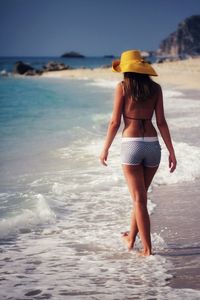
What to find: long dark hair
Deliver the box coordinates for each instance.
[123,72,156,101]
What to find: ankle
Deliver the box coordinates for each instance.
[143,249,152,256]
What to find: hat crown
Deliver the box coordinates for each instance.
[121,50,142,63]
[112,49,158,76]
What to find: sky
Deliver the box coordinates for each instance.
[0,0,200,56]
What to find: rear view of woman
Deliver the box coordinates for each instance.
[99,50,177,256]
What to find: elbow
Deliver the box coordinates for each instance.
[109,120,121,129]
[156,119,167,129]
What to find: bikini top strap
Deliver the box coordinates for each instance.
[123,116,152,120]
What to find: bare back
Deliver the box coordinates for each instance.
[121,81,159,137]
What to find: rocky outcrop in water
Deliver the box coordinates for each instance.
[13,61,44,75]
[13,61,74,76]
[61,51,85,58]
[24,69,43,76]
[43,61,72,71]
[13,61,35,75]
[157,15,200,57]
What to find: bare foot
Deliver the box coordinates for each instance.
[137,250,153,257]
[121,231,134,251]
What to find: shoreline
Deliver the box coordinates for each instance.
[40,57,200,91]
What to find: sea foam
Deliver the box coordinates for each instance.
[0,193,55,238]
[156,140,200,185]
[86,79,118,88]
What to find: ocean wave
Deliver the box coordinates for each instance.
[163,89,184,98]
[168,115,200,128]
[61,133,200,188]
[86,79,118,88]
[0,193,56,239]
[92,112,111,122]
[156,140,200,185]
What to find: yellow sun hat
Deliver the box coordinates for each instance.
[112,50,158,76]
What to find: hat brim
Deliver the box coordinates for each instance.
[112,60,158,76]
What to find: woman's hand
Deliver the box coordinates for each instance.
[169,152,177,173]
[99,149,109,166]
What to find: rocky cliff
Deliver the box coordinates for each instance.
[157,15,200,57]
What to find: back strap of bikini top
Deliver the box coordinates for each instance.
[124,116,151,121]
[123,116,151,137]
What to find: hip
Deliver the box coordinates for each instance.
[121,136,161,167]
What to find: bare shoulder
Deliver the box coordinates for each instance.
[115,81,124,95]
[152,81,162,101]
[115,81,123,89]
[152,81,161,91]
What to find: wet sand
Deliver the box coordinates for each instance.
[151,180,200,290]
[150,84,200,292]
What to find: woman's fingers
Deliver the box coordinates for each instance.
[101,159,107,166]
[168,156,171,169]
[170,161,176,173]
[169,155,177,173]
[99,150,108,166]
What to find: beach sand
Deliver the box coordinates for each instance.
[151,180,200,290]
[41,57,200,292]
[41,57,200,90]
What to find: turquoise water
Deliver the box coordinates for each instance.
[0,74,200,299]
[0,76,111,179]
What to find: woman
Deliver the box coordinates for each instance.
[99,50,177,256]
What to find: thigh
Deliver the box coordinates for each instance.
[122,164,146,203]
[144,166,159,191]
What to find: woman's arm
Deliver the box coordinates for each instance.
[99,83,124,166]
[155,85,177,172]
